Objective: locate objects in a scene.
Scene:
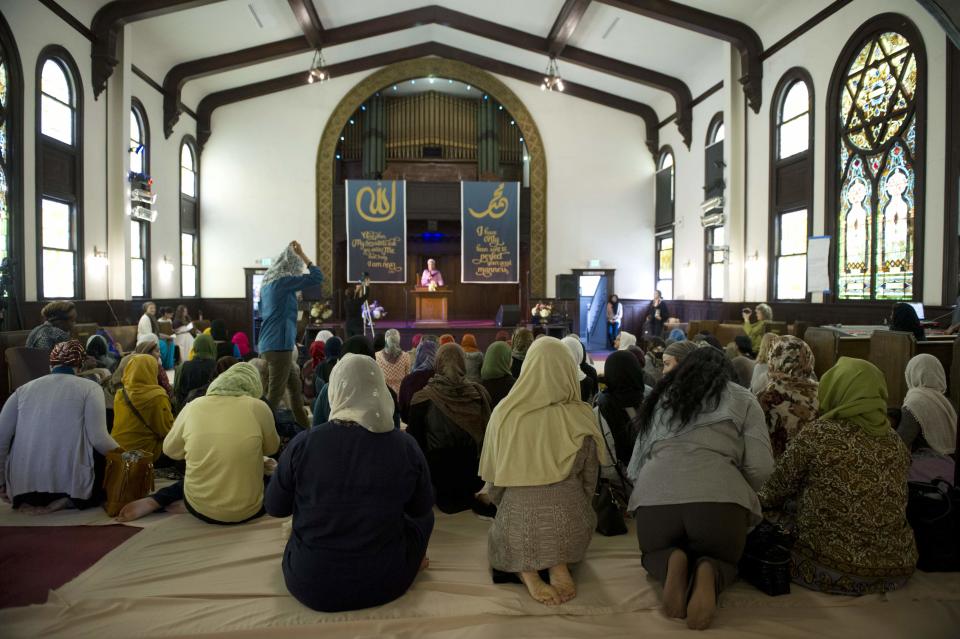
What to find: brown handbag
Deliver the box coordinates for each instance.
[102,449,155,517]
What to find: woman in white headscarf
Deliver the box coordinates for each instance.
[562,335,598,402]
[899,354,957,483]
[266,354,434,612]
[480,337,606,607]
[616,330,637,350]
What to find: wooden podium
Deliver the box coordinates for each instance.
[412,288,451,324]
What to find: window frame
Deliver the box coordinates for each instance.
[655,145,675,230]
[655,231,674,300]
[179,136,199,297]
[130,97,150,298]
[0,12,24,322]
[704,112,725,202]
[824,13,926,303]
[704,225,726,301]
[35,46,82,300]
[768,68,814,302]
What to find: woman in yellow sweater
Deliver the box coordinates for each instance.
[741,303,773,353]
[117,362,280,523]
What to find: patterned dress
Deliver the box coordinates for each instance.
[488,438,598,572]
[376,350,411,395]
[758,418,917,595]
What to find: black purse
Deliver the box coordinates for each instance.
[738,520,793,596]
[907,479,960,572]
[592,410,629,537]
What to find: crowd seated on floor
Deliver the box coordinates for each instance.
[1,253,958,630]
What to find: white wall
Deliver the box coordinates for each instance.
[743,0,948,305]
[3,0,196,302]
[201,71,656,299]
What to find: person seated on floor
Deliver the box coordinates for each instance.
[726,335,757,388]
[510,327,534,378]
[562,335,598,403]
[480,337,604,606]
[594,350,646,484]
[210,319,241,360]
[112,354,175,466]
[461,334,484,382]
[117,363,280,524]
[642,336,666,383]
[316,336,342,386]
[301,340,325,401]
[85,334,119,372]
[661,340,698,375]
[666,327,687,343]
[314,336,398,427]
[174,333,217,410]
[626,347,774,630]
[408,343,492,514]
[480,341,515,409]
[134,335,175,400]
[265,354,434,612]
[376,329,411,395]
[750,332,780,394]
[889,302,925,341]
[232,331,255,362]
[756,336,819,458]
[615,329,637,351]
[25,300,76,351]
[439,334,455,346]
[759,357,917,596]
[184,356,239,406]
[399,340,438,423]
[897,354,957,484]
[494,330,510,343]
[0,341,120,514]
[741,303,773,353]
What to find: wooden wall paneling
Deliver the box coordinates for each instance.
[803,327,839,379]
[869,330,916,406]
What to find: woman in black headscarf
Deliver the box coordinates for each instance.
[210,319,240,359]
[317,336,343,385]
[890,303,925,341]
[595,350,646,471]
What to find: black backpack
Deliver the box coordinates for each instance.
[907,479,960,572]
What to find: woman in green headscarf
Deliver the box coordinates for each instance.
[117,362,280,524]
[174,333,218,411]
[759,357,917,595]
[481,341,515,408]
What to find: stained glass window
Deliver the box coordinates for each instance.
[0,58,8,275]
[656,234,673,300]
[836,28,921,300]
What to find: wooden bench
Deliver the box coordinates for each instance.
[868,331,956,407]
[687,320,718,338]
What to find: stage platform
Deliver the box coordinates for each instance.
[305,320,572,350]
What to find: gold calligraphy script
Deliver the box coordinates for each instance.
[468,183,509,219]
[355,182,398,223]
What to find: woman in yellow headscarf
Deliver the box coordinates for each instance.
[759,357,917,595]
[112,354,174,464]
[480,336,605,607]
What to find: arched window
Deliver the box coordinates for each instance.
[829,16,925,301]
[180,137,199,297]
[0,13,23,323]
[704,112,725,300]
[130,98,150,298]
[655,147,675,299]
[37,48,82,299]
[770,70,814,300]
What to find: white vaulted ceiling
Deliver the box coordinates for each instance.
[107,1,841,121]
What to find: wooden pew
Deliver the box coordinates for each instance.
[716,323,747,346]
[868,331,956,407]
[687,320,718,338]
[804,327,839,379]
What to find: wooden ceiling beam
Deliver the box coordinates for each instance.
[286,0,325,49]
[91,0,227,98]
[596,0,764,112]
[547,0,593,57]
[168,5,687,144]
[196,41,659,157]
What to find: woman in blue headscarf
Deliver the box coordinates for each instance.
[399,341,438,423]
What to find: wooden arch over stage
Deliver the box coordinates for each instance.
[314,57,547,299]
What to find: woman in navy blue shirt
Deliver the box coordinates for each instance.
[257,241,323,428]
[265,353,434,612]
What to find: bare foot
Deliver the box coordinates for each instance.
[663,549,689,619]
[19,497,70,515]
[116,497,162,522]
[519,571,562,606]
[165,500,188,514]
[419,556,430,572]
[548,564,577,603]
[687,560,718,630]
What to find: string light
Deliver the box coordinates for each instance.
[306,48,329,84]
[540,57,564,92]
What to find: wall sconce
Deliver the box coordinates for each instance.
[744,250,765,271]
[87,245,108,269]
[160,255,175,277]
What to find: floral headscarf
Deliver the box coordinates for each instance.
[50,340,86,369]
[757,335,818,457]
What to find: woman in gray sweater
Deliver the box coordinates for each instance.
[627,347,774,630]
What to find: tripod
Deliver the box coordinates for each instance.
[360,279,375,339]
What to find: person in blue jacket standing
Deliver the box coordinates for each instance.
[258,241,322,428]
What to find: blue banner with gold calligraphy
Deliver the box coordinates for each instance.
[461,181,520,283]
[346,180,407,283]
